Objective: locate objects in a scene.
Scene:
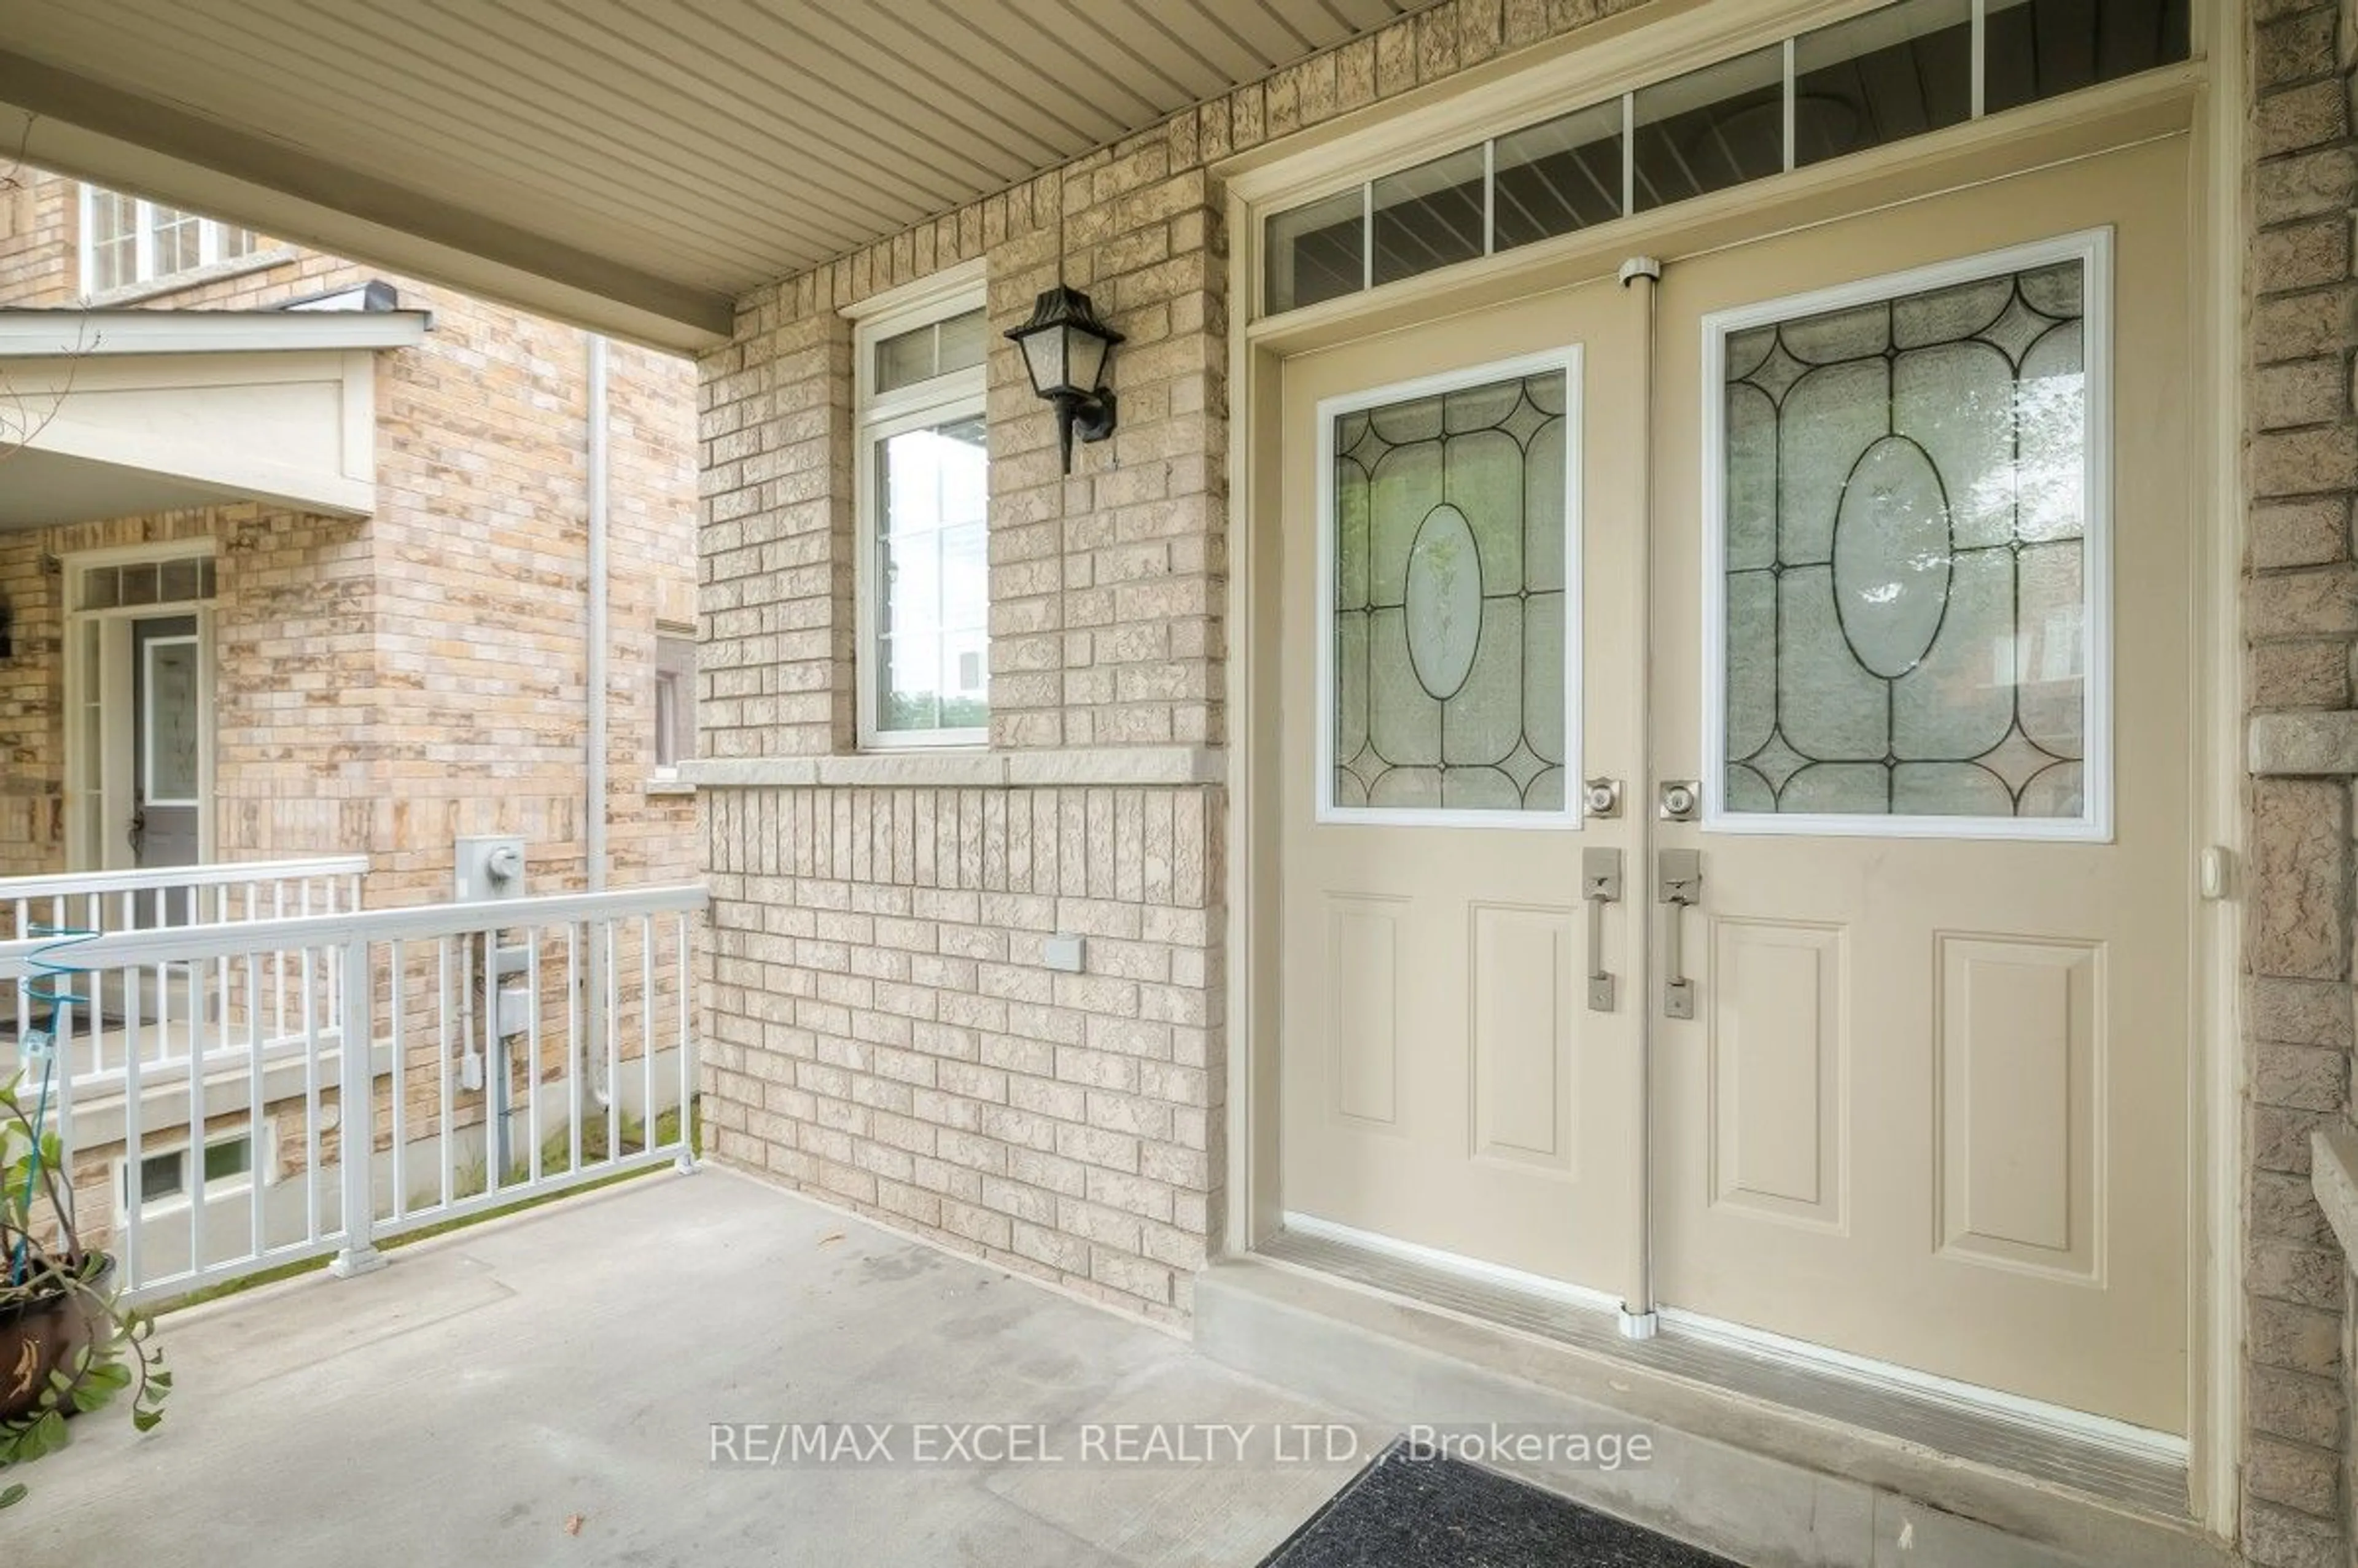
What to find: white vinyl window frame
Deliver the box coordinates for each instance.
[849,263,991,751]
[1314,346,1586,830]
[1698,227,2114,843]
[79,185,257,296]
[115,1128,263,1221]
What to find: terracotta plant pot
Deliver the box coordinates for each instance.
[0,1256,119,1423]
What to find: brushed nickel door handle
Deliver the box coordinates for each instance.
[1582,847,1622,1012]
[1656,848,1701,1020]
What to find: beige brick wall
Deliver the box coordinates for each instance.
[696,0,1651,1321]
[702,784,1220,1319]
[2241,0,2358,1561]
[0,170,702,904]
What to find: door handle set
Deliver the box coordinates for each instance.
[1656,848,1701,1020]
[1581,848,1622,1012]
[1582,845,1702,1019]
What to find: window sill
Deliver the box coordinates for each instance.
[85,246,303,307]
[646,777,699,798]
[679,745,1224,790]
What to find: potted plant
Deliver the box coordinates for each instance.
[0,1068,169,1508]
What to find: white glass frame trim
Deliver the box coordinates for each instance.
[852,279,990,752]
[78,185,256,295]
[1698,228,2114,842]
[1314,347,1585,830]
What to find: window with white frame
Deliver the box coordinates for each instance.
[855,284,990,747]
[653,632,696,774]
[80,184,258,295]
[119,1132,257,1214]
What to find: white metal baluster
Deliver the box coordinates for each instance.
[301,941,321,1248]
[185,931,206,1282]
[273,882,286,1042]
[567,922,583,1177]
[481,930,500,1199]
[329,936,381,1278]
[604,919,620,1166]
[640,914,655,1155]
[120,950,144,1293]
[246,944,265,1267]
[676,909,694,1171]
[526,926,543,1184]
[438,937,456,1211]
[389,939,408,1222]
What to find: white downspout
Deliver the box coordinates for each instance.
[585,334,612,1106]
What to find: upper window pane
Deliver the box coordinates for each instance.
[1984,0,2190,114]
[1266,187,1366,315]
[1371,147,1487,289]
[1717,250,2096,826]
[1795,0,1975,167]
[1493,103,1624,252]
[1632,46,1785,213]
[874,308,988,395]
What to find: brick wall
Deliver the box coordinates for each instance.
[2240,0,2358,1562]
[0,169,701,904]
[696,0,1651,1322]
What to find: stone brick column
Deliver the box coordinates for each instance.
[2246,0,2358,1560]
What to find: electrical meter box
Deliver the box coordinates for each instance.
[454,836,526,902]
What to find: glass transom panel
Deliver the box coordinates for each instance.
[1329,367,1571,818]
[1716,250,2098,826]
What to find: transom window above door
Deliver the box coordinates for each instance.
[1319,354,1579,826]
[1705,233,2109,840]
[1261,0,2190,317]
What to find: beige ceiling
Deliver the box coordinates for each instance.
[0,1,1436,350]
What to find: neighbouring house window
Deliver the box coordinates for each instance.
[80,184,259,295]
[654,633,696,774]
[854,285,990,748]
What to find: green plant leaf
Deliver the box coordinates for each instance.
[131,1408,161,1434]
[0,1482,27,1509]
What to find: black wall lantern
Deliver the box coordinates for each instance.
[1005,285,1124,474]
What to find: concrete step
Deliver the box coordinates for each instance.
[1195,1254,2234,1568]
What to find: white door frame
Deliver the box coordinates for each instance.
[1218,31,2241,1536]
[61,542,219,872]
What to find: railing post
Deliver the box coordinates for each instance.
[329,935,384,1279]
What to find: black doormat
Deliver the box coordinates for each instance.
[1257,1438,1742,1567]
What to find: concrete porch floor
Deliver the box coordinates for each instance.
[15,1166,1380,1568]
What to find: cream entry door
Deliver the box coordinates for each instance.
[1278,276,1648,1297]
[1647,138,2193,1432]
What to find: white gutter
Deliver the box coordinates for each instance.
[0,309,430,356]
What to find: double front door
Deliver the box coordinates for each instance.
[1276,138,2192,1434]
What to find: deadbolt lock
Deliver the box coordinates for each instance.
[1657,780,1700,821]
[1582,777,1623,819]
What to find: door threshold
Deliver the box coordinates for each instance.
[1247,1219,2191,1524]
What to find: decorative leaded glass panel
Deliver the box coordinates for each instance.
[1720,255,2093,821]
[1331,369,1569,816]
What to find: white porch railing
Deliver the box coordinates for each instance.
[0,883,706,1304]
[1,856,370,1087]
